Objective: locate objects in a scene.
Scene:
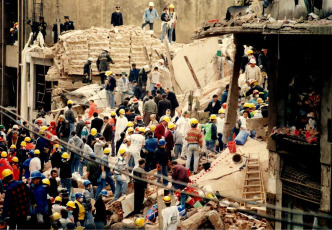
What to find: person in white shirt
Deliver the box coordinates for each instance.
[94,136,106,160]
[216,109,225,152]
[115,109,128,142]
[128,127,145,168]
[245,59,261,86]
[162,196,180,230]
[118,73,134,103]
[29,149,41,173]
[175,111,191,158]
[239,111,250,131]
[149,66,161,91]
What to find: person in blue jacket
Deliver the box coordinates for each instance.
[144,131,158,171]
[129,63,140,84]
[22,150,34,182]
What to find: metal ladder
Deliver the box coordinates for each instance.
[241,153,266,207]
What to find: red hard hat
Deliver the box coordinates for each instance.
[156,82,162,87]
[85,121,91,124]
[133,98,138,103]
[50,121,56,126]
[136,116,143,120]
[222,103,227,109]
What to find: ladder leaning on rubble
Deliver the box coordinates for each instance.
[241,153,266,208]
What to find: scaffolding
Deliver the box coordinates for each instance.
[32,0,43,22]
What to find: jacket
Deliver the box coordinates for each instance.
[94,196,106,223]
[56,120,70,138]
[63,20,74,31]
[133,86,142,99]
[73,201,85,222]
[129,68,140,83]
[96,51,113,73]
[49,177,59,198]
[144,137,158,152]
[35,137,50,154]
[138,69,150,87]
[133,167,147,188]
[29,157,41,173]
[111,12,123,26]
[83,61,92,76]
[144,99,158,114]
[152,87,165,97]
[76,120,85,138]
[165,130,174,152]
[203,122,218,141]
[94,140,106,159]
[106,76,116,91]
[50,150,62,169]
[204,100,222,115]
[117,77,130,92]
[158,99,171,118]
[65,109,76,123]
[154,123,166,140]
[102,123,113,142]
[31,183,47,215]
[88,102,100,118]
[154,94,163,105]
[91,117,103,133]
[167,92,179,110]
[174,130,183,145]
[155,147,168,165]
[59,158,73,179]
[143,8,159,23]
[221,90,228,104]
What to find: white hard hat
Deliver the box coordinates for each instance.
[249,58,256,64]
[88,57,93,61]
[149,2,154,6]
[158,59,164,64]
[143,65,149,71]
[13,125,19,129]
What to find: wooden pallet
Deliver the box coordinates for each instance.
[241,153,266,207]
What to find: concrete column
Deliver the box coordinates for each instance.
[222,35,241,143]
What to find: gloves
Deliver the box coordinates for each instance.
[157,164,161,171]
[101,171,106,179]
[37,213,44,224]
[76,221,81,227]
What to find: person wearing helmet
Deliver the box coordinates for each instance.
[11,157,20,181]
[94,189,108,229]
[59,152,74,196]
[86,153,99,187]
[21,150,34,182]
[161,195,180,230]
[68,131,84,175]
[66,201,76,223]
[50,143,62,170]
[82,180,94,226]
[16,141,27,167]
[57,115,70,143]
[30,170,48,227]
[0,151,13,180]
[25,136,35,150]
[216,109,226,152]
[117,134,130,158]
[73,193,85,226]
[42,178,53,226]
[7,144,17,164]
[51,211,62,230]
[160,7,170,42]
[35,129,51,171]
[151,82,165,97]
[52,196,66,213]
[115,109,128,142]
[249,90,260,107]
[204,94,222,116]
[158,94,172,120]
[96,50,114,86]
[129,127,146,168]
[185,118,203,173]
[202,115,218,153]
[29,149,41,173]
[87,127,100,147]
[88,99,100,119]
[96,147,115,198]
[65,101,77,136]
[113,149,129,200]
[154,116,169,140]
[175,111,191,158]
[83,57,93,84]
[165,123,176,160]
[2,169,35,229]
[105,71,117,109]
[142,2,159,30]
[155,139,168,186]
[143,131,158,171]
[245,58,262,86]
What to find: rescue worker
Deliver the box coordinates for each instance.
[133,159,147,214]
[1,169,35,229]
[29,149,41,173]
[66,201,76,223]
[115,109,128,142]
[216,109,226,152]
[38,16,47,40]
[94,189,108,229]
[142,2,159,30]
[185,118,203,174]
[113,149,129,200]
[155,139,168,186]
[11,157,19,181]
[204,94,222,116]
[203,115,218,153]
[96,50,114,86]
[7,144,16,164]
[144,131,158,171]
[22,151,34,183]
[65,100,76,135]
[59,152,73,195]
[129,63,140,84]
[171,161,189,206]
[161,196,180,230]
[165,123,176,160]
[96,148,115,197]
[52,196,66,214]
[110,111,117,156]
[35,128,50,170]
[25,136,35,150]
[82,180,94,226]
[73,193,85,227]
[42,178,52,228]
[49,169,59,198]
[0,151,13,180]
[154,116,169,140]
[30,170,47,228]
[128,127,145,168]
[63,16,74,31]
[111,6,123,26]
[83,57,93,83]
[105,71,117,109]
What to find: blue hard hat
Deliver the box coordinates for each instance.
[30,170,42,179]
[89,152,95,158]
[158,139,166,146]
[83,180,91,187]
[101,189,107,196]
[75,193,83,199]
[41,174,46,179]
[28,150,34,156]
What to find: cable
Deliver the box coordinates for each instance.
[1,106,332,224]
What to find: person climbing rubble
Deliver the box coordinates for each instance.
[97,50,114,86]
[83,57,93,84]
[142,2,159,31]
[161,196,180,230]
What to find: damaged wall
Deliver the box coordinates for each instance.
[25,0,234,44]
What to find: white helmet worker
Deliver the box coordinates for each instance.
[149,2,154,7]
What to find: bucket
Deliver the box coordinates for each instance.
[203,162,211,171]
[232,154,243,164]
[227,141,236,153]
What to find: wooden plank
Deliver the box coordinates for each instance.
[183,56,201,88]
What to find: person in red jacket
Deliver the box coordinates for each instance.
[25,136,35,150]
[154,116,169,140]
[46,121,57,138]
[0,151,13,180]
[88,100,100,118]
[165,123,175,160]
[7,144,17,163]
[11,157,20,180]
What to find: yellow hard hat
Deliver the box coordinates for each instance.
[24,137,31,142]
[105,71,112,76]
[2,169,13,179]
[162,116,170,123]
[138,127,145,133]
[67,100,74,105]
[247,50,253,55]
[34,149,40,155]
[91,128,97,136]
[55,196,62,202]
[169,4,175,8]
[103,148,110,154]
[39,130,45,134]
[54,144,59,148]
[119,148,126,155]
[218,109,225,114]
[163,196,171,203]
[62,152,69,159]
[190,118,198,125]
[168,122,176,129]
[249,103,256,108]
[126,122,134,127]
[66,201,76,209]
[243,103,251,108]
[119,109,125,115]
[1,151,7,158]
[150,125,156,131]
[135,217,145,228]
[206,193,215,199]
[10,144,16,149]
[111,111,116,116]
[53,212,61,221]
[42,178,50,186]
[127,127,134,133]
[21,141,27,146]
[41,126,48,131]
[12,157,19,163]
[257,98,263,103]
[210,114,217,120]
